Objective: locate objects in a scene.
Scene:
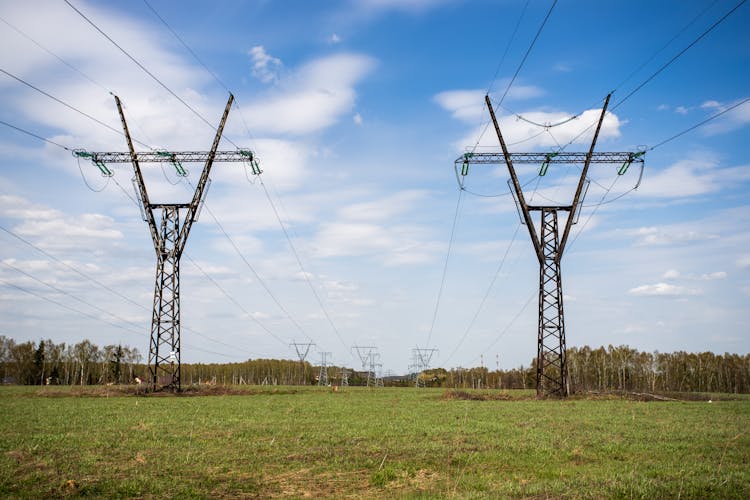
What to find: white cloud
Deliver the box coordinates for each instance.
[675,106,689,115]
[628,283,701,297]
[629,226,718,247]
[330,33,342,44]
[0,194,123,250]
[635,156,750,199]
[358,0,454,12]
[663,269,681,280]
[248,45,282,84]
[662,269,726,281]
[353,112,363,125]
[701,97,750,135]
[433,85,544,124]
[337,190,428,222]
[242,53,375,135]
[435,91,621,151]
[736,255,750,269]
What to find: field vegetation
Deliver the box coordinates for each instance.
[1,385,748,498]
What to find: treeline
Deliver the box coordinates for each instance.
[0,336,142,385]
[2,337,748,394]
[421,345,750,394]
[181,360,372,387]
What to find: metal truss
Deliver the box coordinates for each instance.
[80,94,243,391]
[472,93,643,397]
[455,151,644,166]
[537,209,567,396]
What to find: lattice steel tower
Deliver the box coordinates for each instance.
[458,94,644,397]
[77,94,260,391]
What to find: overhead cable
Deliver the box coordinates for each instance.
[258,176,351,356]
[613,0,747,111]
[425,188,464,348]
[64,0,238,146]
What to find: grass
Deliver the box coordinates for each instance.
[0,385,748,498]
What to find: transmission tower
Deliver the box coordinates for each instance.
[457,94,645,397]
[291,341,315,385]
[339,367,350,387]
[352,345,377,387]
[77,94,261,391]
[411,347,438,388]
[317,351,332,386]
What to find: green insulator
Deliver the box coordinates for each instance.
[94,159,113,177]
[173,160,187,177]
[539,160,549,176]
[461,160,469,176]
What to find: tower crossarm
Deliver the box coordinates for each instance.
[455,151,643,166]
[77,150,256,163]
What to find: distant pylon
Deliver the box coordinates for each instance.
[318,352,331,386]
[291,341,315,385]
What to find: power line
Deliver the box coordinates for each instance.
[613,0,747,111]
[486,0,531,96]
[649,96,750,151]
[0,276,238,359]
[64,0,237,145]
[496,0,558,108]
[141,0,231,93]
[0,14,109,93]
[0,222,234,353]
[0,277,144,336]
[611,0,721,94]
[1,68,123,139]
[257,176,351,355]
[0,119,73,151]
[0,68,152,150]
[195,195,316,344]
[425,188,464,348]
[470,0,558,155]
[184,254,290,348]
[441,222,523,367]
[0,223,144,311]
[1,259,147,332]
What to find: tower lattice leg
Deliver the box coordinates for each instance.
[148,206,182,391]
[536,209,568,397]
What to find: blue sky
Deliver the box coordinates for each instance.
[0,0,748,374]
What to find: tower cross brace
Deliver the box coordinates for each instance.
[78,93,260,391]
[457,94,644,397]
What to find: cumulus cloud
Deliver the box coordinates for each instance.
[699,97,750,135]
[358,0,454,12]
[248,45,282,83]
[628,283,701,297]
[242,53,375,135]
[435,89,621,151]
[0,194,122,250]
[629,226,718,247]
[634,156,750,199]
[662,269,727,281]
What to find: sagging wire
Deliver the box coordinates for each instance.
[242,151,262,184]
[73,149,112,192]
[155,150,189,186]
[440,221,523,367]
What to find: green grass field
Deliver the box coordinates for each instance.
[0,386,748,498]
